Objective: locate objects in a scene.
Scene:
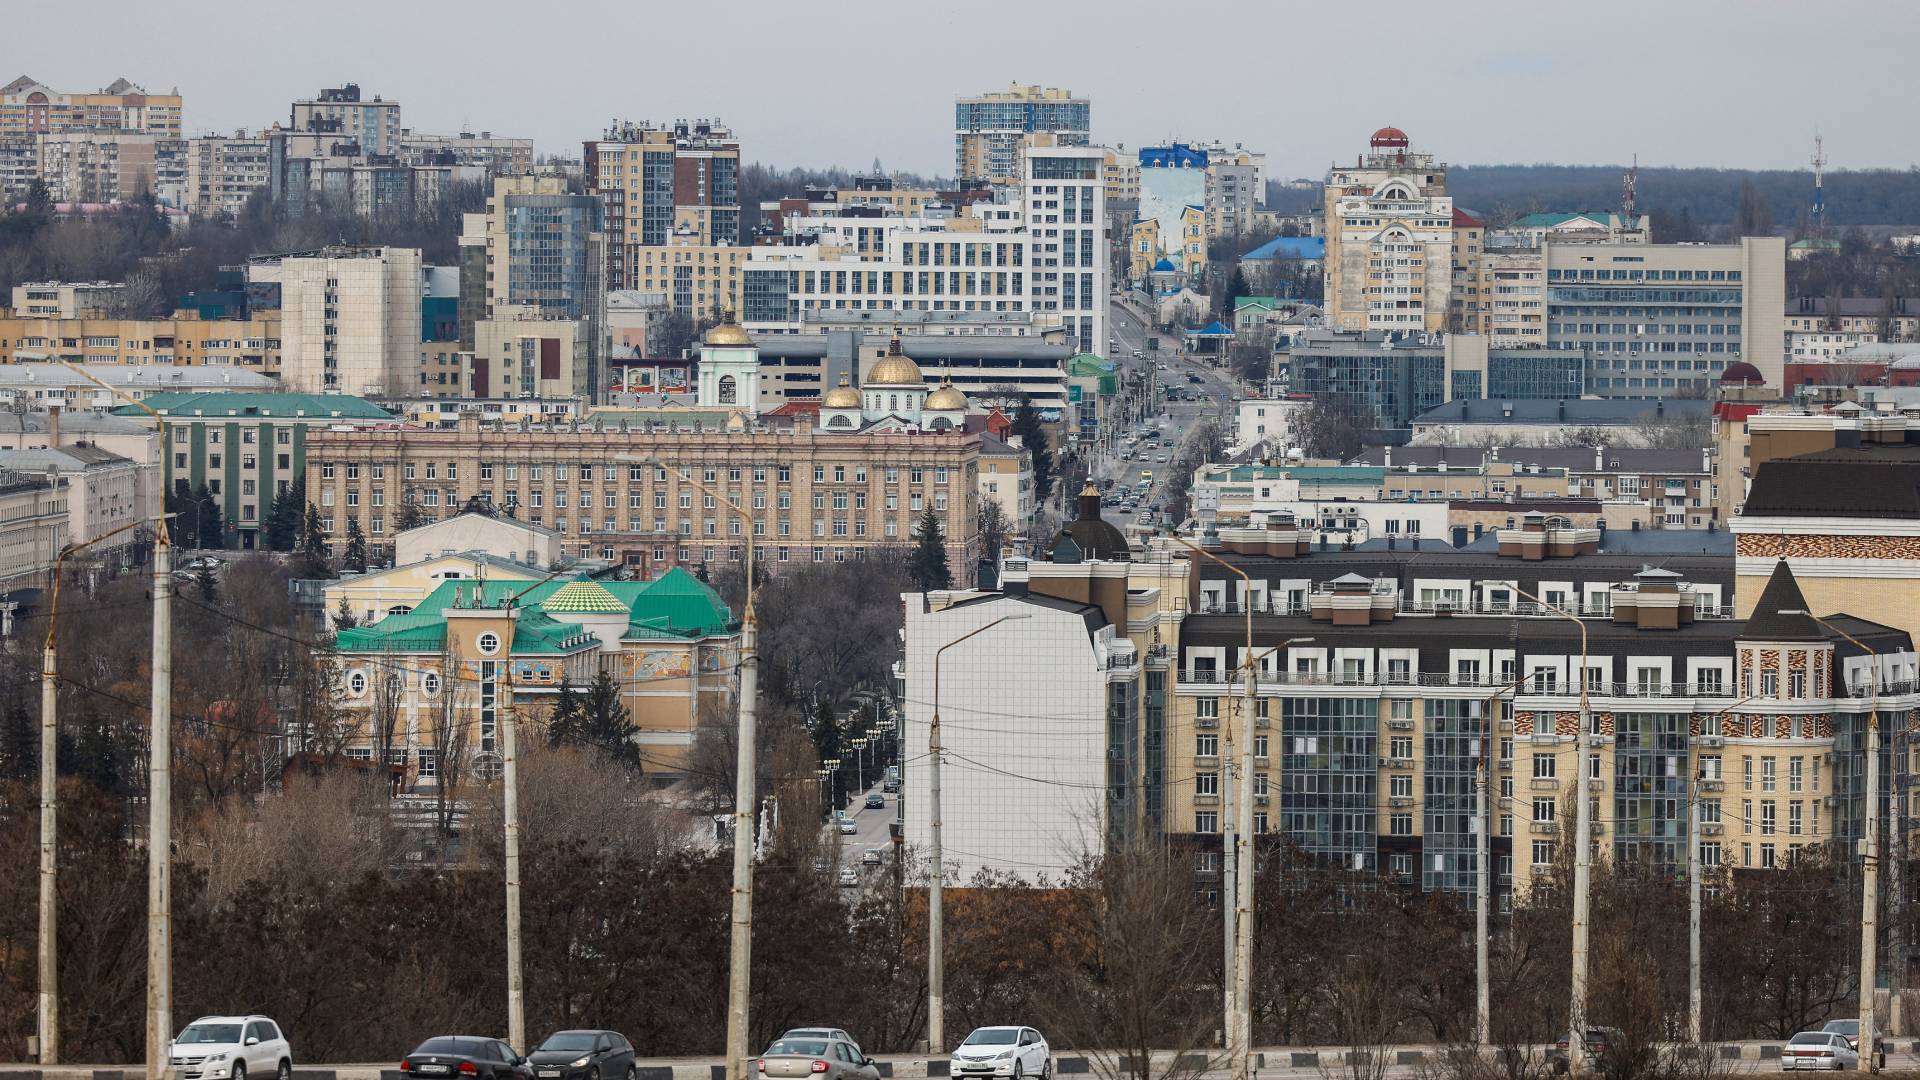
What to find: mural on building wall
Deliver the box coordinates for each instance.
[623,648,691,680]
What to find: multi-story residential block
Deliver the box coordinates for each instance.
[248,246,423,396]
[1544,236,1786,394]
[1166,521,1908,897]
[629,242,748,327]
[584,118,740,291]
[0,469,68,589]
[9,281,124,318]
[396,130,533,177]
[955,84,1089,184]
[1200,142,1265,238]
[289,84,401,157]
[1354,444,1720,532]
[1101,146,1139,204]
[1284,329,1585,436]
[184,132,272,218]
[1324,127,1454,333]
[900,494,1186,880]
[1782,296,1920,348]
[460,176,607,400]
[0,76,182,138]
[1022,144,1106,353]
[304,327,985,578]
[35,131,166,203]
[119,392,398,549]
[0,312,284,375]
[0,137,36,199]
[750,332,1078,416]
[332,568,738,778]
[977,433,1032,525]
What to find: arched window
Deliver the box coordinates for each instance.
[476,631,502,655]
[718,374,737,404]
[348,671,367,696]
[829,416,853,428]
[889,394,899,412]
[423,672,442,696]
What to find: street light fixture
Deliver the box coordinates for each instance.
[928,609,1032,1053]
[1781,608,1883,1073]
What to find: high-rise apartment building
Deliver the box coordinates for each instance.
[34,131,175,203]
[249,246,424,397]
[289,84,402,156]
[0,75,182,138]
[396,130,533,177]
[460,177,607,400]
[955,84,1089,184]
[583,119,740,292]
[1024,144,1107,354]
[1324,127,1454,333]
[185,132,273,218]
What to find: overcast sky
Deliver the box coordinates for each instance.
[9,0,1916,179]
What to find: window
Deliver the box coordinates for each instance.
[1789,758,1803,793]
[347,671,367,696]
[1533,798,1556,822]
[1531,840,1555,866]
[1761,758,1776,792]
[476,631,502,655]
[1390,775,1412,798]
[1389,813,1412,835]
[1195,811,1218,834]
[1532,753,1556,779]
[1760,800,1776,835]
[1197,698,1219,720]
[1742,756,1753,790]
[1196,772,1219,797]
[1389,736,1412,759]
[1789,801,1803,836]
[1195,734,1218,757]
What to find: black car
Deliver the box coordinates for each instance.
[401,1037,532,1080]
[864,793,885,809]
[528,1031,635,1080]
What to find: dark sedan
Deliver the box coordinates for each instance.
[401,1037,532,1080]
[528,1031,635,1080]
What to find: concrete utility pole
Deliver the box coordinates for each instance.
[928,610,1031,1054]
[146,537,172,1080]
[1477,695,1494,1048]
[502,661,525,1052]
[618,455,758,1080]
[1516,587,1589,1077]
[1232,652,1256,1080]
[1688,766,1702,1046]
[38,518,142,1065]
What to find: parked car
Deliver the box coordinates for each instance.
[1821,1020,1886,1068]
[864,793,885,809]
[838,867,858,887]
[882,778,899,793]
[756,1036,877,1080]
[1549,1028,1624,1075]
[861,849,883,866]
[170,1016,293,1080]
[1783,1031,1858,1071]
[400,1037,532,1080]
[779,1029,859,1051]
[950,1027,1051,1080]
[528,1031,635,1080]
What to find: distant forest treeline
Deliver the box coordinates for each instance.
[1265,164,1920,228]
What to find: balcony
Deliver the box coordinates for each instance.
[1701,822,1724,837]
[1382,757,1414,770]
[1530,821,1559,835]
[1194,794,1220,807]
[1700,778,1724,792]
[1388,795,1414,808]
[1388,718,1416,731]
[1195,716,1218,730]
[1194,755,1219,769]
[1529,777,1560,791]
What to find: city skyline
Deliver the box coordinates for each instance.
[6,0,1916,179]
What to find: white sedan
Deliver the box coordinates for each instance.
[950,1027,1050,1080]
[1782,1031,1858,1071]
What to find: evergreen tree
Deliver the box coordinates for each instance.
[167,478,195,549]
[343,518,368,574]
[301,503,330,574]
[194,482,224,550]
[394,499,426,532]
[546,678,584,749]
[0,673,35,780]
[1011,393,1055,508]
[1224,266,1252,313]
[332,596,360,631]
[193,563,219,604]
[909,508,952,592]
[581,669,639,770]
[809,698,842,767]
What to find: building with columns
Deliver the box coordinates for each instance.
[1323,127,1454,334]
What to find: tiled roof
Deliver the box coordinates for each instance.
[541,580,627,614]
[1743,445,1920,519]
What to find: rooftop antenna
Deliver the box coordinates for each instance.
[1811,133,1828,239]
[1621,154,1638,219]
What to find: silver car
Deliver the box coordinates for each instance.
[756,1038,876,1080]
[1783,1031,1857,1070]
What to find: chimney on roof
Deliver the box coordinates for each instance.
[1382,446,1391,468]
[47,405,59,449]
[1594,445,1605,471]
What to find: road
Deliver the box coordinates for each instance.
[1094,296,1238,529]
[822,775,900,892]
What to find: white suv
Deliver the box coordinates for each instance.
[950,1027,1050,1080]
[170,1015,292,1080]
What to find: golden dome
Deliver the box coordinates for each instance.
[926,384,968,411]
[866,335,924,386]
[704,317,753,347]
[823,377,861,409]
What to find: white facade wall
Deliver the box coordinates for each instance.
[1236,397,1306,451]
[1023,145,1107,355]
[901,595,1109,882]
[272,248,423,396]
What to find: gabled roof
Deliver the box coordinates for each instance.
[1740,560,1825,643]
[1452,208,1485,228]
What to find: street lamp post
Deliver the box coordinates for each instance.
[929,610,1032,1053]
[1784,608,1884,1073]
[1514,586,1591,1078]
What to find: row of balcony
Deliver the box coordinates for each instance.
[1177,669,1916,700]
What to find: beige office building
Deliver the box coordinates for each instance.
[250,246,422,396]
[1323,127,1453,333]
[583,119,740,291]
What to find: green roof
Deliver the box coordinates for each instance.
[1288,466,1386,485]
[1234,296,1278,310]
[119,392,394,420]
[1067,353,1116,375]
[335,567,734,655]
